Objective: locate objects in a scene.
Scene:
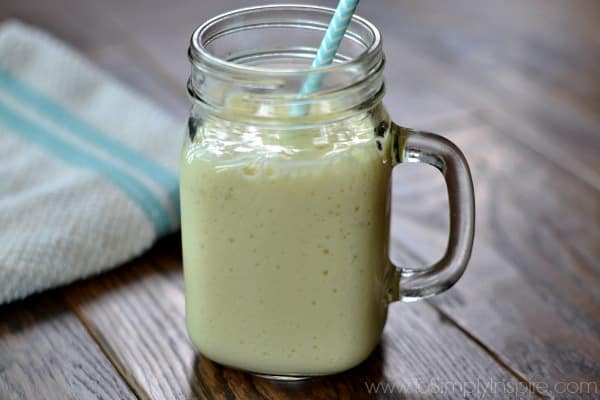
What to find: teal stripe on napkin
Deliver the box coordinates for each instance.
[0,66,179,223]
[0,101,172,236]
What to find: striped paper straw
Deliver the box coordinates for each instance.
[291,0,360,116]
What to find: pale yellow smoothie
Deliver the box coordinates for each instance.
[180,108,396,376]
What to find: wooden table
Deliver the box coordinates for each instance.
[1,1,599,399]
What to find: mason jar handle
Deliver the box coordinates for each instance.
[389,123,475,301]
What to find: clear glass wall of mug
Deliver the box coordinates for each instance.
[180,5,475,379]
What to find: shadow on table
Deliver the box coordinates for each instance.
[187,345,434,400]
[0,290,70,336]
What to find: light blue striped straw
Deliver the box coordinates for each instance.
[291,0,360,116]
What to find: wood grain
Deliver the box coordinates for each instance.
[1,0,600,399]
[370,0,600,188]
[0,293,136,400]
[62,244,538,400]
[382,37,600,192]
[390,116,600,399]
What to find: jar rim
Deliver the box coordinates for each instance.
[189,4,383,77]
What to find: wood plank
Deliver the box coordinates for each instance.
[84,42,188,119]
[0,293,136,400]
[392,41,600,190]
[0,0,118,51]
[363,0,600,189]
[370,0,600,117]
[62,242,538,400]
[2,2,598,399]
[390,116,600,399]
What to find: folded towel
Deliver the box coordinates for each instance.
[0,20,182,304]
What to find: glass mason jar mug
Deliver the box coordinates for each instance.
[180,5,475,379]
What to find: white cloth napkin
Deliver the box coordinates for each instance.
[0,20,182,304]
